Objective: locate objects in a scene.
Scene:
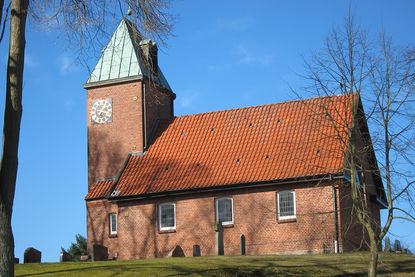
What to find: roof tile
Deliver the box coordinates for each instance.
[85,180,114,200]
[109,95,351,197]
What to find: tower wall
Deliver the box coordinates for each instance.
[86,79,174,186]
[87,80,144,186]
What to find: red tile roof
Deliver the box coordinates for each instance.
[110,95,352,197]
[85,179,114,200]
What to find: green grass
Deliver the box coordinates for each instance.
[15,252,415,277]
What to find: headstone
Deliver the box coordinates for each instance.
[60,251,72,262]
[193,245,201,257]
[240,234,246,255]
[215,221,224,255]
[13,258,19,264]
[80,255,89,261]
[393,240,402,252]
[384,237,390,252]
[91,244,108,261]
[167,245,185,257]
[24,247,41,263]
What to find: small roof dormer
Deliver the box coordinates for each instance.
[84,18,172,91]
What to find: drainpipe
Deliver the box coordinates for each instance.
[142,83,147,150]
[332,185,339,254]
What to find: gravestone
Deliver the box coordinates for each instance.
[60,251,72,262]
[13,258,19,264]
[393,240,402,252]
[80,255,89,261]
[215,221,224,255]
[193,245,201,257]
[384,237,390,252]
[240,234,246,255]
[167,245,185,257]
[91,244,108,261]
[24,247,41,263]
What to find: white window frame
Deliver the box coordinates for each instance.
[277,191,296,220]
[158,202,176,231]
[215,197,234,225]
[109,213,117,235]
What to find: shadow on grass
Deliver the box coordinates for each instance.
[377,256,415,276]
[16,263,169,277]
[163,260,360,277]
[15,253,415,277]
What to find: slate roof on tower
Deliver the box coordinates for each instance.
[86,95,358,200]
[84,18,172,91]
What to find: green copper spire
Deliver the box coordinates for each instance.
[85,18,172,92]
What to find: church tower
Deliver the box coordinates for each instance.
[84,18,175,187]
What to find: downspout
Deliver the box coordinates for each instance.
[142,82,147,150]
[332,185,339,253]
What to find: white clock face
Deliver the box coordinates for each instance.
[91,99,113,124]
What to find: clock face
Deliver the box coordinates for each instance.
[91,99,113,124]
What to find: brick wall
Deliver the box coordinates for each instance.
[86,199,119,256]
[87,81,144,185]
[338,183,381,251]
[143,80,174,148]
[87,182,345,260]
[86,79,173,186]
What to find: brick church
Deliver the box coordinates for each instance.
[84,18,386,260]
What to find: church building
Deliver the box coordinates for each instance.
[84,18,386,260]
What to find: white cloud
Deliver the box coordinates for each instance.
[64,98,74,112]
[235,45,275,66]
[24,53,38,68]
[178,90,200,108]
[215,17,253,32]
[207,45,275,70]
[194,16,253,39]
[60,56,78,74]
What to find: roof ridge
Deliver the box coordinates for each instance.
[174,94,347,119]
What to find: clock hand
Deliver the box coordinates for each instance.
[97,107,106,116]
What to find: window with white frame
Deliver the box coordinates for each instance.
[109,213,117,235]
[159,202,176,231]
[215,197,233,225]
[277,191,296,220]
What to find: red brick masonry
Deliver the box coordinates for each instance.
[86,181,378,260]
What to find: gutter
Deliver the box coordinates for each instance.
[142,82,147,149]
[109,173,347,202]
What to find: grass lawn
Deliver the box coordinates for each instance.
[15,252,415,277]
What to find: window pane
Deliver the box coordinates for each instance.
[110,214,117,233]
[160,203,175,228]
[279,191,294,218]
[217,198,232,223]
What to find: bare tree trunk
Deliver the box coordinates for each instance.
[0,0,28,276]
[368,240,379,277]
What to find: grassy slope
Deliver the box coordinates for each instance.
[15,252,415,277]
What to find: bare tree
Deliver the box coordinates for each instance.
[0,1,29,275]
[0,1,174,276]
[30,0,175,68]
[301,12,415,277]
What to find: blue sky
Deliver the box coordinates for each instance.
[0,0,414,262]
